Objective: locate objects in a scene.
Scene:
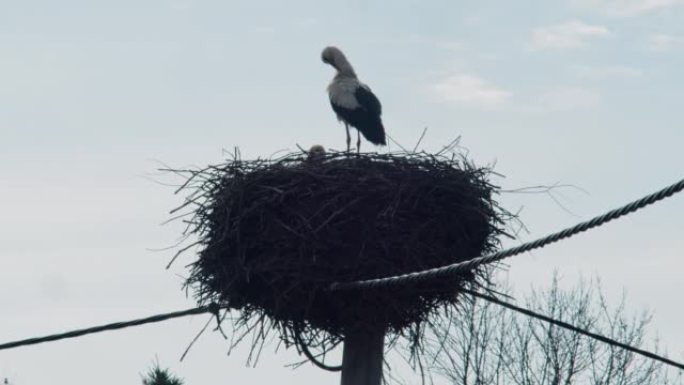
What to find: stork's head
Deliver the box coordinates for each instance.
[321,46,356,77]
[321,46,345,68]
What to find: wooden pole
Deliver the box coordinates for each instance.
[340,327,385,385]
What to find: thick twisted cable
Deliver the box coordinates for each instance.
[331,177,684,291]
[0,304,219,351]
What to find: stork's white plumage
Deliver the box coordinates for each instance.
[321,46,386,152]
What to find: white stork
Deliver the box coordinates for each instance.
[321,46,386,152]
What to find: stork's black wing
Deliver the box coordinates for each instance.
[355,84,382,116]
[329,82,386,146]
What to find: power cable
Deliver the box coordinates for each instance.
[462,288,684,371]
[0,304,218,351]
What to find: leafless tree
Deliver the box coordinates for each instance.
[430,274,682,385]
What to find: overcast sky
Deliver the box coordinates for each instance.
[1,0,683,383]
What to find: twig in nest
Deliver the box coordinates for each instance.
[412,127,428,154]
[294,328,342,371]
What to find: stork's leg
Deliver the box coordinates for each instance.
[345,123,351,152]
[356,130,361,153]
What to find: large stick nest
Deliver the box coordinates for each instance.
[170,149,511,363]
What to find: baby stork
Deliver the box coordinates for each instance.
[321,46,386,152]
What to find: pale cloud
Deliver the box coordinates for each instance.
[430,74,511,107]
[530,21,610,50]
[571,65,644,78]
[647,33,683,51]
[573,0,684,17]
[538,86,601,111]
